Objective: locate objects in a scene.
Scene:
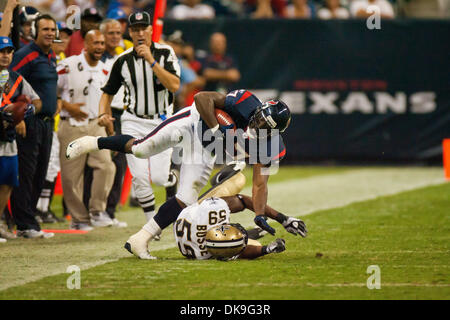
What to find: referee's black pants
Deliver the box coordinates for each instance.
[11,115,53,231]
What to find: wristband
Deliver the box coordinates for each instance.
[150,61,157,68]
[98,113,108,118]
[274,212,288,224]
[210,124,219,134]
[236,194,247,210]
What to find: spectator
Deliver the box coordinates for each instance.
[166,30,205,109]
[169,0,216,20]
[110,0,135,15]
[317,0,350,19]
[184,43,203,74]
[65,7,103,57]
[0,0,17,37]
[53,21,73,63]
[209,0,246,17]
[18,6,40,48]
[106,7,129,38]
[250,0,275,18]
[35,1,97,18]
[200,32,240,94]
[285,0,316,18]
[9,14,58,239]
[101,18,133,57]
[247,0,287,18]
[350,0,395,18]
[57,30,116,231]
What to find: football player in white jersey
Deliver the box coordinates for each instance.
[174,194,307,261]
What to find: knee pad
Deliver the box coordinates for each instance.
[209,161,246,187]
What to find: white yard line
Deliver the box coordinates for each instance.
[0,167,446,291]
[231,282,450,288]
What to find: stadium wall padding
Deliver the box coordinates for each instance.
[164,19,450,162]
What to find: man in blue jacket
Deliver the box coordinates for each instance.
[9,14,58,238]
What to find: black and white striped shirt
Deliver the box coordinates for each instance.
[102,42,180,118]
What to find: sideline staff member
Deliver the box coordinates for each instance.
[0,36,41,241]
[57,30,116,231]
[98,11,180,223]
[9,14,58,239]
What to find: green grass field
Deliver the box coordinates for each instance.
[0,166,449,300]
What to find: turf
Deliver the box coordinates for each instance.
[0,166,349,291]
[0,173,448,300]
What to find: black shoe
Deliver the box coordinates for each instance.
[36,210,58,224]
[47,210,65,223]
[129,197,140,207]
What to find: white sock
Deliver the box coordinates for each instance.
[142,218,161,238]
[132,228,153,244]
[144,211,156,222]
[36,198,46,212]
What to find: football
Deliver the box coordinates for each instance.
[215,109,235,129]
[3,94,31,125]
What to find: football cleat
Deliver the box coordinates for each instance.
[66,136,99,160]
[124,230,156,260]
[210,161,245,187]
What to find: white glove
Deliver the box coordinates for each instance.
[282,217,307,237]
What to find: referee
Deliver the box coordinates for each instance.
[98,11,180,224]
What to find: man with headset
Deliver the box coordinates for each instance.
[9,14,58,238]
